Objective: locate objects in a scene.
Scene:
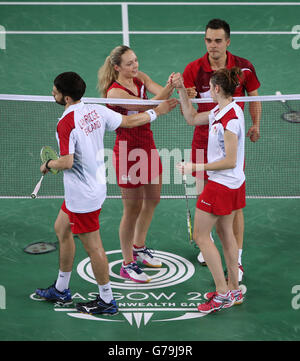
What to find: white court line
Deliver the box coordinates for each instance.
[2,2,299,45]
[5,31,123,35]
[1,2,300,6]
[5,31,299,35]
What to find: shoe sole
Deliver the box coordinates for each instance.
[76,308,119,316]
[198,300,235,314]
[141,260,162,268]
[75,304,119,316]
[120,269,151,283]
[35,293,73,306]
[133,255,162,268]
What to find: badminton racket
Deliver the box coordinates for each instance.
[31,175,44,199]
[31,145,59,199]
[181,161,193,244]
[276,91,300,123]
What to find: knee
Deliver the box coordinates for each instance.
[193,231,210,250]
[123,201,143,220]
[144,197,160,209]
[54,220,64,240]
[215,222,224,240]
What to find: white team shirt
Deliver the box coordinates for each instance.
[207,101,245,189]
[56,101,122,213]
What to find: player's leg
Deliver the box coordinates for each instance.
[79,230,110,286]
[119,187,150,283]
[76,230,118,315]
[217,211,239,291]
[196,178,215,265]
[193,209,227,293]
[132,175,162,267]
[233,208,244,281]
[54,208,75,273]
[194,209,235,313]
[119,187,143,264]
[35,208,74,304]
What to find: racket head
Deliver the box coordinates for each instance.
[23,241,58,255]
[40,146,59,174]
[281,111,300,123]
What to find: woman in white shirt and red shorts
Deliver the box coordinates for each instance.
[173,67,245,314]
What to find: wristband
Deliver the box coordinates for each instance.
[45,159,52,170]
[145,109,157,122]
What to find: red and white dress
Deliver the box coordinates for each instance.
[196,101,246,215]
[107,78,162,188]
[56,101,122,233]
[183,51,260,179]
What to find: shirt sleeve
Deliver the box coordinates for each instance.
[242,62,260,93]
[56,112,76,156]
[225,118,240,136]
[98,105,122,131]
[182,62,196,88]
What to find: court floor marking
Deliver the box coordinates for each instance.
[1,2,300,6]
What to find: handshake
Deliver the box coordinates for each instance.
[167,72,197,98]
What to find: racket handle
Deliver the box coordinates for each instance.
[31,175,44,199]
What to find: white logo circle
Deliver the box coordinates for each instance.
[77,250,195,290]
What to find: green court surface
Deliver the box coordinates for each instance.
[0,1,300,344]
[0,198,300,342]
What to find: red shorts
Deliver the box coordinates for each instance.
[61,201,101,234]
[196,180,246,216]
[113,142,162,189]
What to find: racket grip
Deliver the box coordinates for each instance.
[31,175,44,199]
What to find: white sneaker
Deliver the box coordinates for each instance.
[120,262,151,283]
[133,247,162,268]
[197,252,207,266]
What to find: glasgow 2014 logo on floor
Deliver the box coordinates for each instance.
[31,250,206,327]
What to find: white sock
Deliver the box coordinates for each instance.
[55,270,72,292]
[209,232,215,243]
[99,282,113,304]
[238,249,243,265]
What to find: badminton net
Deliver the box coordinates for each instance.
[0,93,299,199]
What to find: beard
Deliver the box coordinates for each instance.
[54,96,66,106]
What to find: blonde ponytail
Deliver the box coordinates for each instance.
[97,45,132,97]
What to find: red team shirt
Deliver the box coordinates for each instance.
[56,101,122,213]
[107,78,162,188]
[183,51,260,172]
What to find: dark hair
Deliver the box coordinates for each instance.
[206,19,230,39]
[210,67,243,97]
[54,72,86,101]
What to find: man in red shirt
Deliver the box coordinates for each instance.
[183,19,261,281]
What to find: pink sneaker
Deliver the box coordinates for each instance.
[204,290,243,305]
[198,291,235,314]
[120,262,150,283]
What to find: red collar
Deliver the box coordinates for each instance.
[203,51,235,72]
